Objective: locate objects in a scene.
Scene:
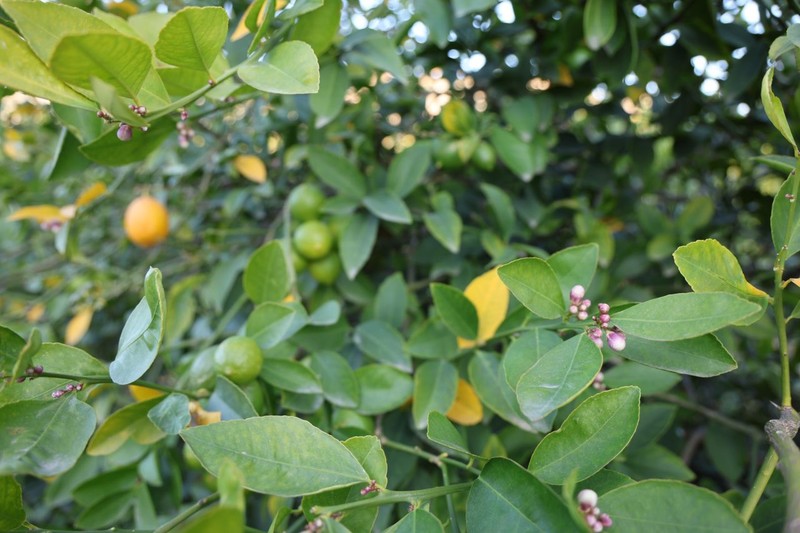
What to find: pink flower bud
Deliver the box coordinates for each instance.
[117,123,133,141]
[34,365,43,374]
[599,514,612,527]
[569,305,579,314]
[180,110,189,120]
[76,383,84,391]
[588,327,602,339]
[592,337,604,349]
[579,303,588,312]
[578,311,588,320]
[599,313,610,324]
[607,330,626,352]
[586,514,598,526]
[598,303,610,313]
[137,106,147,116]
[592,523,603,532]
[577,489,598,508]
[570,285,585,302]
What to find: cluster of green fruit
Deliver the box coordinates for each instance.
[434,99,496,171]
[287,183,342,286]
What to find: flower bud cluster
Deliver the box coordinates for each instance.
[567,288,626,353]
[128,104,147,117]
[360,480,379,495]
[51,382,84,399]
[568,285,591,321]
[177,109,194,148]
[577,489,613,532]
[592,371,606,391]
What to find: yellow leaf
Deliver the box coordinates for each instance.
[65,307,93,345]
[129,385,165,402]
[26,303,45,323]
[457,267,509,349]
[446,379,483,426]
[74,182,107,207]
[6,205,69,223]
[234,154,267,183]
[189,401,222,426]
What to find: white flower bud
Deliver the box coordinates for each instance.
[577,489,598,508]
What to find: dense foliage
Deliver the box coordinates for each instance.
[1,0,799,531]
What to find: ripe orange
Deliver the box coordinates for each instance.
[123,195,169,248]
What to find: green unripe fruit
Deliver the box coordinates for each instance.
[291,247,307,272]
[241,380,265,414]
[293,220,334,260]
[213,336,263,385]
[472,141,496,171]
[287,183,325,222]
[309,253,342,285]
[434,139,463,170]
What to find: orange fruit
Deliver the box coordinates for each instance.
[123,195,169,248]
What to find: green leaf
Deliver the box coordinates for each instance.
[674,239,768,325]
[430,283,479,340]
[423,209,463,253]
[261,359,322,394]
[363,190,412,224]
[0,343,106,407]
[546,243,599,303]
[75,490,134,529]
[427,411,474,457]
[239,41,320,95]
[584,0,617,50]
[497,258,564,319]
[761,67,797,150]
[753,154,796,173]
[480,183,516,241]
[452,0,496,17]
[218,460,246,510]
[385,509,444,533]
[387,143,432,198]
[309,351,360,408]
[575,469,635,496]
[173,506,243,532]
[309,301,341,326]
[154,7,227,72]
[339,214,378,279]
[620,334,737,377]
[412,360,458,430]
[603,362,681,395]
[0,26,95,109]
[87,397,165,456]
[9,329,40,388]
[353,320,411,372]
[50,33,152,99]
[290,0,342,55]
[308,148,368,199]
[181,416,369,497]
[414,0,451,48]
[516,335,603,421]
[751,496,787,533]
[207,376,258,420]
[0,476,25,531]
[772,168,800,257]
[165,275,202,344]
[0,326,25,376]
[246,302,308,349]
[502,329,562,391]
[147,393,190,434]
[628,403,677,451]
[407,320,459,360]
[0,397,96,476]
[244,241,291,304]
[612,444,695,481]
[109,268,166,385]
[310,62,350,127]
[466,458,575,531]
[0,0,114,61]
[79,117,175,166]
[489,128,545,182]
[599,480,750,532]
[374,273,407,328]
[355,365,413,416]
[468,352,549,433]
[529,386,641,484]
[614,292,761,341]
[344,30,408,84]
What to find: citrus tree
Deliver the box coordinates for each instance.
[1,0,799,531]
